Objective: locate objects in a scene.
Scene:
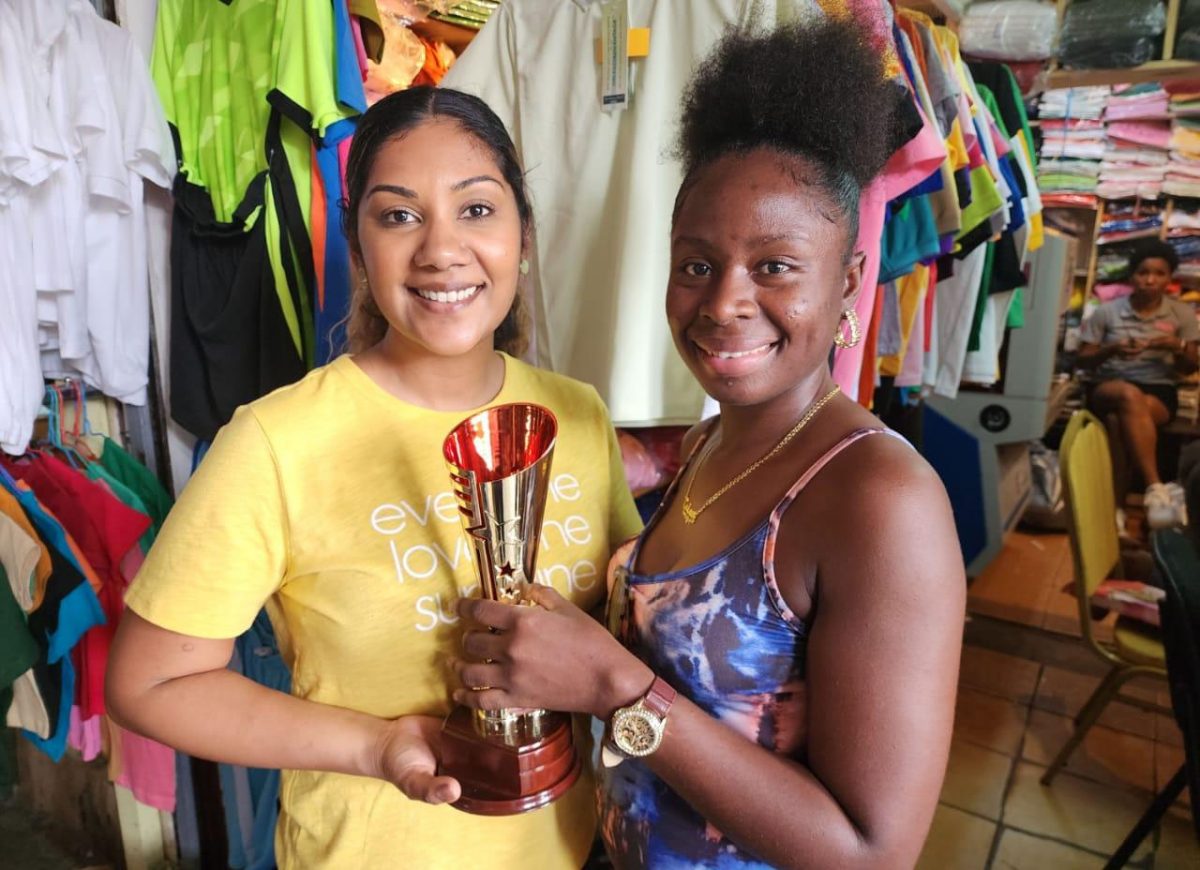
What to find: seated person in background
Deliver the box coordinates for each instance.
[1077,239,1199,530]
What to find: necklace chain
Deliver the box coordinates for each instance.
[681,386,841,525]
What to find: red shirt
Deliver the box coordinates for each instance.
[2,453,149,717]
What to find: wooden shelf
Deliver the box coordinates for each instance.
[1038,60,1200,91]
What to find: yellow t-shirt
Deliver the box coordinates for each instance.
[125,353,642,869]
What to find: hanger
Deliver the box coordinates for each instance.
[67,380,99,462]
[40,384,86,471]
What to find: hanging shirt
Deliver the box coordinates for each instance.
[99,437,174,533]
[0,487,52,611]
[0,3,66,456]
[3,453,150,720]
[60,11,174,406]
[0,476,105,759]
[153,0,357,368]
[125,353,642,869]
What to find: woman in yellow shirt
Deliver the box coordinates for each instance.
[107,87,640,868]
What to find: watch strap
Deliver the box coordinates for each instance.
[641,676,676,719]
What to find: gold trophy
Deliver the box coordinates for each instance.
[440,403,581,815]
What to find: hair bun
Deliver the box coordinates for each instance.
[677,18,898,187]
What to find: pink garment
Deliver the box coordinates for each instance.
[1096,181,1163,199]
[1039,119,1105,130]
[111,721,177,812]
[1105,106,1170,122]
[1169,164,1200,181]
[833,100,946,400]
[338,136,352,189]
[1107,121,1172,150]
[67,706,103,762]
[1099,166,1167,181]
[1093,282,1134,302]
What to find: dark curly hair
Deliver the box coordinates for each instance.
[1128,238,1180,274]
[674,18,899,253]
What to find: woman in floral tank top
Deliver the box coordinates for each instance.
[451,17,965,869]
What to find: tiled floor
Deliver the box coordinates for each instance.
[920,529,1199,868]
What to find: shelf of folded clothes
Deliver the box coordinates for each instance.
[1167,196,1200,285]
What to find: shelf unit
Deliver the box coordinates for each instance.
[1036,0,1200,92]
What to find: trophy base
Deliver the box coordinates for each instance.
[439,706,581,816]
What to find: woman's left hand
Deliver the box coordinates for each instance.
[452,584,653,719]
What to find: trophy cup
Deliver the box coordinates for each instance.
[439,403,582,815]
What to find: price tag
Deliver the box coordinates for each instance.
[600,0,629,112]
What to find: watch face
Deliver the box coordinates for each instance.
[613,709,662,756]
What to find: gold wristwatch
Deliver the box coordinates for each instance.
[604,676,676,764]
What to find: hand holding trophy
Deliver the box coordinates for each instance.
[439,403,582,815]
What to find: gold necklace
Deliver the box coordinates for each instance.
[681,385,841,525]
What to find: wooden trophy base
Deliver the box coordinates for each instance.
[438,706,581,816]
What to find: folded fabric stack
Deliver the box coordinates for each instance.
[1037,89,1107,201]
[1095,86,1171,199]
[1105,83,1170,121]
[1039,86,1110,120]
[1165,155,1200,197]
[1167,209,1200,283]
[1165,81,1200,197]
[1096,252,1134,282]
[1037,157,1098,193]
[1166,79,1200,117]
[1039,120,1106,159]
[1097,211,1162,245]
[1177,384,1199,423]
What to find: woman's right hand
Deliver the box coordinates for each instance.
[371,715,462,805]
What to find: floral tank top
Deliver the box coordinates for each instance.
[597,427,903,869]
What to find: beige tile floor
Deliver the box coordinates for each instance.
[920,531,1199,868]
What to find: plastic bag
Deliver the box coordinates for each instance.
[1056,0,1166,69]
[960,1,1058,61]
[1177,0,1200,60]
[1022,441,1068,530]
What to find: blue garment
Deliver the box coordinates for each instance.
[313,1,366,364]
[0,478,105,663]
[332,0,367,115]
[880,195,940,283]
[315,132,355,363]
[25,650,76,762]
[219,611,292,870]
[0,475,105,761]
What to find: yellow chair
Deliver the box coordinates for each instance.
[1042,411,1171,785]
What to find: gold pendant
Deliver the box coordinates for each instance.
[681,498,699,525]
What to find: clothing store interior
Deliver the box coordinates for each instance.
[4,0,1200,868]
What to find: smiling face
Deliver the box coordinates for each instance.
[667,148,862,407]
[352,117,524,359]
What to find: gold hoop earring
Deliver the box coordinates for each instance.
[833,309,861,349]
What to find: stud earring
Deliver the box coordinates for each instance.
[833,308,861,349]
[519,259,530,275]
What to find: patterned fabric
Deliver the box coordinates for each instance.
[599,427,903,869]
